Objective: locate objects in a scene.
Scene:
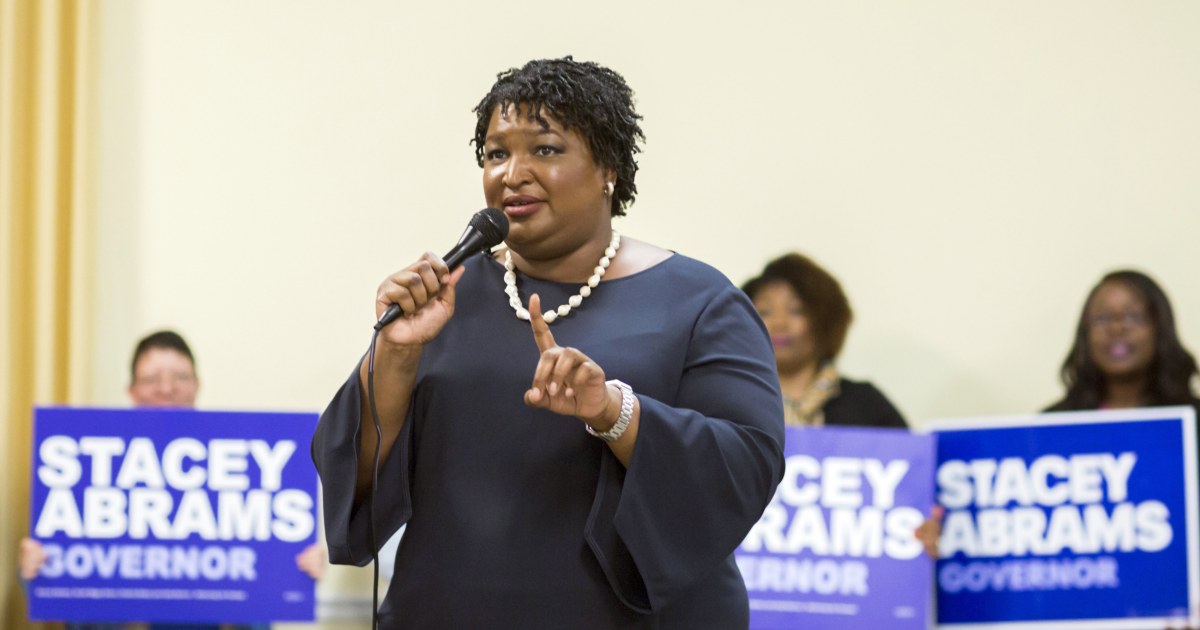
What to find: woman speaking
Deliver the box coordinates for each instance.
[311,57,785,628]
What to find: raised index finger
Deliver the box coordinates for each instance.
[528,294,557,352]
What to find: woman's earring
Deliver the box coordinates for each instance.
[604,181,615,197]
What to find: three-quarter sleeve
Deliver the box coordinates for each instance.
[584,287,786,613]
[310,362,414,566]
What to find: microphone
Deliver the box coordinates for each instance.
[374,208,509,330]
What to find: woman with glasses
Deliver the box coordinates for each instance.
[918,270,1200,559]
[1047,270,1199,414]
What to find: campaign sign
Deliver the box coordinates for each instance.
[928,407,1199,629]
[736,426,935,629]
[27,407,320,624]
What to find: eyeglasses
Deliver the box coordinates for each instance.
[133,372,196,387]
[1088,311,1150,330]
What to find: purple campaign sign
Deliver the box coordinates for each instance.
[736,426,935,630]
[27,407,319,624]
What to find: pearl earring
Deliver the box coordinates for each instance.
[604,181,615,196]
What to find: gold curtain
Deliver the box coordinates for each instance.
[0,0,94,627]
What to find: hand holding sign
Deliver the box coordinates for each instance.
[915,505,944,559]
[19,537,46,581]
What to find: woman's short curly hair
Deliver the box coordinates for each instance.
[471,56,645,217]
[741,253,854,363]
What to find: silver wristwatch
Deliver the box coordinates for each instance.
[586,379,635,442]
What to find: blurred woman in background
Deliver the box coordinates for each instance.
[742,252,907,429]
[917,269,1200,560]
[1047,269,1199,414]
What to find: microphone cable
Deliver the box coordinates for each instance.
[366,327,384,630]
[358,209,506,629]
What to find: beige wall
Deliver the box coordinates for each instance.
[85,1,1200,625]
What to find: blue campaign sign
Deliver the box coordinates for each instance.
[736,426,936,630]
[27,406,320,624]
[929,407,1200,629]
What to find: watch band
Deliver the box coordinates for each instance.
[586,379,634,442]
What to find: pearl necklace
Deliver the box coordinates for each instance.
[503,230,621,323]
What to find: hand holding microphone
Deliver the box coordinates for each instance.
[373,208,508,344]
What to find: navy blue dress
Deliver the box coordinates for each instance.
[312,253,785,628]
